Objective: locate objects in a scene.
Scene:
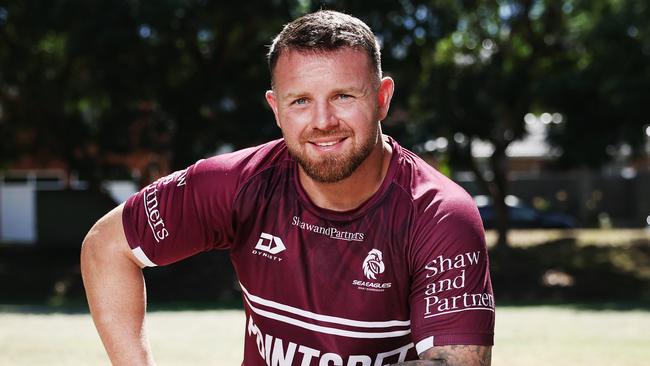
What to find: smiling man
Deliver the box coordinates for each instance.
[82,10,494,366]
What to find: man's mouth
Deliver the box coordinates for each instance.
[309,137,347,149]
[313,140,341,147]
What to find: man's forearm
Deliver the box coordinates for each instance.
[390,345,491,366]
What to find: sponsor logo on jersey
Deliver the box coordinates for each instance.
[421,250,495,319]
[143,185,169,242]
[247,316,413,365]
[157,167,188,187]
[141,167,189,243]
[291,216,365,242]
[252,232,286,262]
[352,249,392,292]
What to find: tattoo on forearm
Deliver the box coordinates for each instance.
[389,345,491,366]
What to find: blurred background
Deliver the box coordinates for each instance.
[1,0,649,314]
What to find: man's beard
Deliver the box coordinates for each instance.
[286,130,377,183]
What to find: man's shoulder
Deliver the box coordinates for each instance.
[392,142,473,213]
[176,139,291,201]
[391,144,486,258]
[194,139,290,179]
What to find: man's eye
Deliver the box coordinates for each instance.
[292,98,307,105]
[338,94,352,100]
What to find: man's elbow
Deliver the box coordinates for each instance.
[81,223,102,271]
[80,204,135,272]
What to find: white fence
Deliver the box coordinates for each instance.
[0,170,137,244]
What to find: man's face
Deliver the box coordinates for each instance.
[266,48,393,183]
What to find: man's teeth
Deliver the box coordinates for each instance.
[316,141,338,147]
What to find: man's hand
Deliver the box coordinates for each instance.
[390,345,491,366]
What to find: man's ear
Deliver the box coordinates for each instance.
[377,77,395,121]
[265,90,281,128]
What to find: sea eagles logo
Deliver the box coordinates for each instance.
[363,249,385,280]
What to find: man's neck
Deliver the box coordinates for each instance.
[298,136,393,212]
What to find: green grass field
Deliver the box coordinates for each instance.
[1,305,649,365]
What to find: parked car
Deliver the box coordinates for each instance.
[474,195,577,229]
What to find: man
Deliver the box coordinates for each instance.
[81,10,494,366]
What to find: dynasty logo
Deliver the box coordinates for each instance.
[252,232,286,262]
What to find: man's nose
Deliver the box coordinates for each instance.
[312,101,339,130]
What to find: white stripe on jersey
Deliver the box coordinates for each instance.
[240,282,410,328]
[415,336,434,355]
[243,295,411,339]
[131,247,157,267]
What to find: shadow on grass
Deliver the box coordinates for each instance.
[0,246,243,314]
[490,237,650,309]
[2,233,649,313]
[0,303,90,315]
[495,301,650,312]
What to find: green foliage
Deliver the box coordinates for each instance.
[406,0,650,169]
[0,0,648,175]
[0,0,295,170]
[542,0,650,167]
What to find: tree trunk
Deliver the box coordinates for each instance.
[466,140,511,251]
[489,145,510,251]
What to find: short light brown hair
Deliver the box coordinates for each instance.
[267,10,382,85]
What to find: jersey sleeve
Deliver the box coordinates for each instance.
[121,157,238,267]
[408,192,495,354]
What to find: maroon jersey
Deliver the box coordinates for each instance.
[122,137,495,365]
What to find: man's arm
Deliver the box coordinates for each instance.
[391,345,492,366]
[80,204,156,366]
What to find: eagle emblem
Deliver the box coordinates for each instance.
[362,249,385,280]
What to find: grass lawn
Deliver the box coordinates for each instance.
[1,305,649,365]
[493,305,650,366]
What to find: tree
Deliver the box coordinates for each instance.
[2,0,647,218]
[0,1,296,178]
[405,0,649,248]
[0,0,458,180]
[541,0,650,168]
[409,0,573,250]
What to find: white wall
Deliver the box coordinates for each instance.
[0,183,37,243]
